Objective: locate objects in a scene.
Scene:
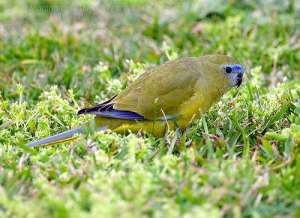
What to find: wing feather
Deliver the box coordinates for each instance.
[113,58,203,119]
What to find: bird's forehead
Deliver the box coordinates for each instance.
[224,64,245,73]
[226,64,243,70]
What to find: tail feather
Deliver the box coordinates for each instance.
[27,127,84,147]
[27,125,108,148]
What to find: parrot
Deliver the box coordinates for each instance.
[27,54,245,147]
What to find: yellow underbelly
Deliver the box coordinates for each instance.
[95,117,180,137]
[176,89,222,127]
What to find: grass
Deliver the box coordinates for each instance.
[0,0,299,217]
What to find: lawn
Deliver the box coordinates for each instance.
[0,0,299,217]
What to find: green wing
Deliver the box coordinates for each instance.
[113,58,202,120]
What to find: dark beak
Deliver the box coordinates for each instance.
[236,73,243,87]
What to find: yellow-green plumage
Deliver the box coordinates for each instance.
[95,55,235,136]
[28,55,244,147]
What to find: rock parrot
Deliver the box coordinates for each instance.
[27,55,245,147]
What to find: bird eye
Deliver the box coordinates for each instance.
[225,66,232,73]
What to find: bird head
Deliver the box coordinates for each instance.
[221,64,245,87]
[200,55,245,89]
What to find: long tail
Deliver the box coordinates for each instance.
[27,126,107,147]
